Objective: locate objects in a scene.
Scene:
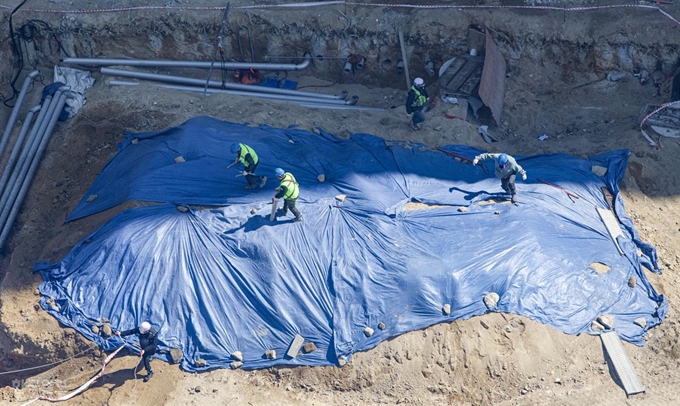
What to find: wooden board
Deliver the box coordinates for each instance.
[596,207,623,255]
[270,198,278,221]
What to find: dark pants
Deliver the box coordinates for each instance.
[135,353,153,373]
[245,163,264,187]
[501,174,517,196]
[281,198,302,219]
[411,109,425,125]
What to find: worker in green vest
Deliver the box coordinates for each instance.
[229,143,267,190]
[273,168,303,222]
[405,77,429,131]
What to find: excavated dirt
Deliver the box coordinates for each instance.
[2,1,680,405]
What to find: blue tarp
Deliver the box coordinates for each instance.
[36,116,667,372]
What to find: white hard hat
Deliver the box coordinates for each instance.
[139,321,151,334]
[413,77,424,86]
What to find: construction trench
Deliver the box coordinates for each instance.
[2,1,680,405]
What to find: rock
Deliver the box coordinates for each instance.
[86,194,98,202]
[634,318,647,328]
[597,314,614,329]
[442,304,451,315]
[378,322,386,330]
[483,292,500,309]
[312,127,321,135]
[434,126,443,131]
[170,348,183,364]
[100,324,112,337]
[174,155,186,163]
[480,320,489,329]
[230,361,243,369]
[195,359,207,367]
[231,351,243,361]
[177,206,189,212]
[364,327,374,337]
[591,165,608,176]
[194,386,202,393]
[591,320,605,331]
[303,342,317,353]
[494,211,501,215]
[131,138,139,144]
[288,139,295,144]
[317,174,326,182]
[335,194,347,202]
[628,276,636,288]
[265,350,276,359]
[338,355,347,366]
[250,208,257,214]
[91,325,100,335]
[458,206,467,212]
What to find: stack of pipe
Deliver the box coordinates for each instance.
[62,54,384,111]
[0,77,75,249]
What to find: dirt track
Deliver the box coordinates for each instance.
[2,1,680,405]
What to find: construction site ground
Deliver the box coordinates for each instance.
[1,1,680,405]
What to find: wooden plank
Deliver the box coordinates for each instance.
[596,207,623,255]
[600,331,645,396]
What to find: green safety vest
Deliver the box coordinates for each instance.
[237,143,258,167]
[280,172,299,200]
[410,85,427,108]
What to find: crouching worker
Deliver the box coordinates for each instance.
[274,167,303,222]
[115,321,158,382]
[472,153,527,204]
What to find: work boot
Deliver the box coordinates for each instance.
[245,184,256,190]
[143,371,154,383]
[408,120,417,131]
[277,208,287,216]
[511,194,518,204]
[293,216,304,223]
[260,176,267,188]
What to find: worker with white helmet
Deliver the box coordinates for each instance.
[273,168,303,222]
[405,77,430,130]
[115,321,158,382]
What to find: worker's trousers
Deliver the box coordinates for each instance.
[282,198,302,220]
[244,163,264,187]
[501,174,517,197]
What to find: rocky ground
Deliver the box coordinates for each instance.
[1,1,680,405]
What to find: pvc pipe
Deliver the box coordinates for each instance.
[343,61,353,75]
[101,67,347,100]
[356,57,366,70]
[396,59,404,74]
[0,96,54,217]
[109,81,357,105]
[0,70,40,159]
[425,61,435,76]
[296,102,386,111]
[0,105,41,198]
[0,89,72,248]
[63,53,312,72]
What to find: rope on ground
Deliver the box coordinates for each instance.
[0,346,96,375]
[638,100,680,148]
[19,345,125,406]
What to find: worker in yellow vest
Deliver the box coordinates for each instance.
[405,77,429,131]
[229,143,267,190]
[273,168,303,222]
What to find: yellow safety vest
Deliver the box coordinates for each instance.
[410,85,427,108]
[280,172,299,200]
[237,143,258,166]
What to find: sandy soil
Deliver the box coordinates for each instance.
[1,1,680,405]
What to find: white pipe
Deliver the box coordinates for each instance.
[101,67,347,100]
[0,105,41,198]
[0,70,40,159]
[0,89,73,249]
[109,80,357,105]
[62,53,312,72]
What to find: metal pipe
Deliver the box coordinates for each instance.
[0,105,41,198]
[0,95,55,217]
[296,102,386,111]
[101,67,347,100]
[356,57,366,70]
[0,89,72,249]
[343,61,353,75]
[0,70,40,159]
[266,55,348,61]
[63,52,313,72]
[109,81,357,105]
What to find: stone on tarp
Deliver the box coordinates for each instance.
[195,359,207,367]
[174,155,186,163]
[265,350,276,359]
[364,327,374,337]
[598,314,614,330]
[378,322,386,330]
[442,304,451,315]
[86,194,97,202]
[177,206,189,212]
[591,320,605,332]
[591,165,608,176]
[317,174,326,182]
[483,292,499,309]
[91,325,100,335]
[100,324,112,337]
[303,342,317,354]
[230,361,243,369]
[230,351,243,361]
[169,348,183,364]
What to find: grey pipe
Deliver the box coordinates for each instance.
[109,80,357,105]
[398,30,411,90]
[0,89,72,249]
[63,53,312,72]
[0,105,42,199]
[101,67,346,100]
[296,102,386,111]
[0,70,40,160]
[0,95,55,217]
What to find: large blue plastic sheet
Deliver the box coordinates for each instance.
[37,116,667,372]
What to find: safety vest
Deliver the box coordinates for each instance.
[237,143,258,166]
[279,172,299,200]
[410,86,427,108]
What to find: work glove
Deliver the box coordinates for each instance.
[522,173,527,181]
[243,170,249,176]
[114,331,120,336]
[472,158,479,165]
[139,350,145,356]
